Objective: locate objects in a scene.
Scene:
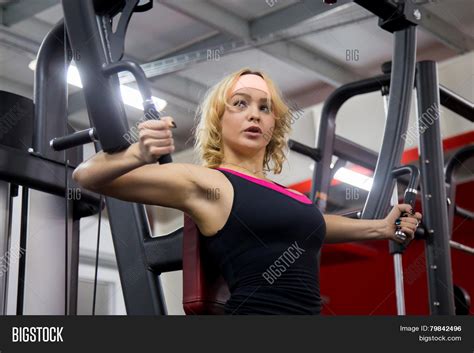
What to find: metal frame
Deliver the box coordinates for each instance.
[312,74,390,212]
[415,61,455,315]
[360,26,417,220]
[439,85,474,122]
[445,145,474,241]
[294,38,472,317]
[0,85,98,316]
[61,0,183,315]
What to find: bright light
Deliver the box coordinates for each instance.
[28,59,167,111]
[66,64,83,87]
[333,167,373,191]
[308,163,373,191]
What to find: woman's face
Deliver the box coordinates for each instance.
[220,87,275,158]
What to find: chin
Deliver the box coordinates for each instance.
[238,141,266,154]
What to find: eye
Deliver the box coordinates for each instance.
[233,99,247,108]
[260,105,270,113]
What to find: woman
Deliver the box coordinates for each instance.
[73,68,422,315]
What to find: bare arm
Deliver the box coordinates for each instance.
[72,117,203,212]
[323,215,385,243]
[323,204,422,244]
[72,142,146,189]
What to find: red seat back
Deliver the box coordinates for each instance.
[182,213,230,314]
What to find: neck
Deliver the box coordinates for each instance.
[219,161,266,178]
[220,147,267,178]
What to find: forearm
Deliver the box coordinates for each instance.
[72,142,146,189]
[323,214,387,244]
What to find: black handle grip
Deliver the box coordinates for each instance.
[389,165,420,255]
[101,60,173,164]
[143,102,172,164]
[288,139,321,162]
[50,128,98,151]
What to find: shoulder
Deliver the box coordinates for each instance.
[185,165,232,200]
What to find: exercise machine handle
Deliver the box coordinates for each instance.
[102,60,172,164]
[50,128,98,151]
[390,165,420,254]
[288,139,321,162]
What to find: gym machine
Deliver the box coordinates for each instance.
[290,57,473,316]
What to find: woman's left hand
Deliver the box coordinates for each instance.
[381,204,422,244]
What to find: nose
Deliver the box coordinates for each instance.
[248,103,261,122]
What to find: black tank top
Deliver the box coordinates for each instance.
[201,167,326,315]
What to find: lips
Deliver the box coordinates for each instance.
[244,126,262,134]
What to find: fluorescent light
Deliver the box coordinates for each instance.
[333,167,373,191]
[28,59,167,111]
[308,162,373,191]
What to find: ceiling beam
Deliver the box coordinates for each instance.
[154,32,233,59]
[418,8,474,53]
[158,0,358,86]
[1,0,59,27]
[249,0,353,38]
[158,0,249,39]
[261,39,359,86]
[125,54,207,111]
[0,24,39,59]
[251,0,474,54]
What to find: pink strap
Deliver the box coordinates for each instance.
[217,168,312,205]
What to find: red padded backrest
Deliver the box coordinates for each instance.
[182,213,230,314]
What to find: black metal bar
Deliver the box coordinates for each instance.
[105,198,167,314]
[389,165,420,255]
[102,61,153,101]
[70,217,80,315]
[444,144,474,241]
[50,128,98,151]
[416,60,455,315]
[338,209,361,219]
[439,85,474,122]
[455,206,474,220]
[313,74,390,211]
[144,229,183,274]
[101,61,172,164]
[62,0,131,153]
[16,187,28,315]
[62,0,169,314]
[353,0,419,32]
[288,139,321,162]
[361,26,417,220]
[0,144,100,210]
[445,145,474,185]
[33,21,71,161]
[353,0,398,20]
[333,135,378,171]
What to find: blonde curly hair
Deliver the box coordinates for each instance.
[192,68,292,175]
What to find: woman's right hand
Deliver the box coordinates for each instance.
[137,116,176,164]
